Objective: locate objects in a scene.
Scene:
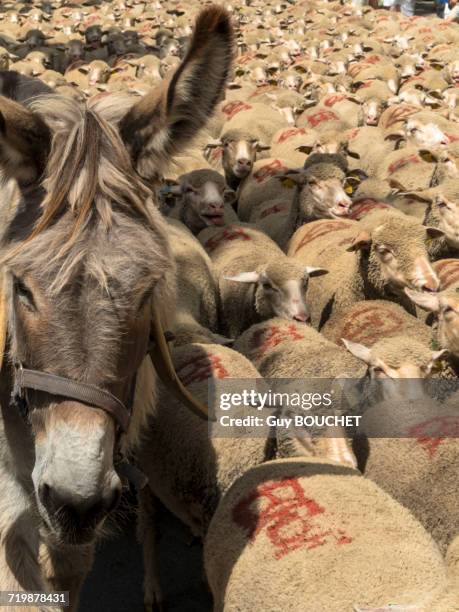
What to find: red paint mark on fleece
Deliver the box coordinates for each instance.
[383,105,418,129]
[253,159,287,183]
[292,220,353,255]
[232,478,352,560]
[388,154,420,175]
[323,94,347,108]
[407,416,459,458]
[306,109,339,128]
[348,199,391,220]
[340,304,405,346]
[258,202,288,219]
[221,101,252,119]
[275,127,308,144]
[176,354,229,386]
[248,323,305,357]
[433,259,459,290]
[204,227,251,253]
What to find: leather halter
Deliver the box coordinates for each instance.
[13,363,131,432]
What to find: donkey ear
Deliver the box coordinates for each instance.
[0,95,50,182]
[119,6,234,179]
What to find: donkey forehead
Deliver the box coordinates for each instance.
[8,221,164,298]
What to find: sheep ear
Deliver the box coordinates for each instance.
[223,188,237,205]
[296,144,314,154]
[204,139,222,150]
[426,226,445,239]
[404,288,440,313]
[341,338,372,364]
[224,272,260,283]
[0,95,51,181]
[119,6,234,179]
[275,171,306,187]
[304,266,328,278]
[346,230,372,252]
[419,149,439,163]
[346,169,367,182]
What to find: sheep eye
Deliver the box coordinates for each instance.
[13,276,36,311]
[443,306,454,315]
[437,200,448,209]
[376,245,392,256]
[262,282,272,290]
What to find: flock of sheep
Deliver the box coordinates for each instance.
[2,0,459,610]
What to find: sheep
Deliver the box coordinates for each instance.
[206,227,328,338]
[236,157,296,222]
[233,317,365,380]
[342,335,447,382]
[376,145,457,191]
[269,127,316,166]
[358,393,459,553]
[321,299,432,347]
[221,102,288,145]
[204,454,447,612]
[136,342,271,610]
[237,154,356,248]
[405,287,459,377]
[166,219,226,347]
[288,210,442,329]
[166,169,238,236]
[296,105,352,133]
[65,59,112,92]
[204,128,270,191]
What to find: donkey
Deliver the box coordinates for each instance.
[0,6,233,611]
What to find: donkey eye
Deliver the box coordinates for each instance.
[13,276,36,311]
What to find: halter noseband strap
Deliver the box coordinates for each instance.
[13,363,130,432]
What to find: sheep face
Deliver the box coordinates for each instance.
[342,337,446,399]
[181,179,235,229]
[432,196,459,250]
[405,119,449,148]
[221,137,269,181]
[85,25,103,49]
[279,168,352,221]
[406,289,459,358]
[225,264,328,324]
[300,176,352,220]
[445,60,459,85]
[362,99,384,126]
[65,40,85,64]
[348,221,442,294]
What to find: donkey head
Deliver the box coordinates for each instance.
[0,6,233,545]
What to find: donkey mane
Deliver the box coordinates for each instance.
[30,94,154,239]
[2,94,172,295]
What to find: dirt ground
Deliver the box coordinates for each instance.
[79,496,211,612]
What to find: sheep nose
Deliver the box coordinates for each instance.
[420,279,440,292]
[237,158,252,168]
[38,481,121,530]
[293,312,310,323]
[208,201,224,212]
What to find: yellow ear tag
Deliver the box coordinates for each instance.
[345,184,354,194]
[281,178,296,189]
